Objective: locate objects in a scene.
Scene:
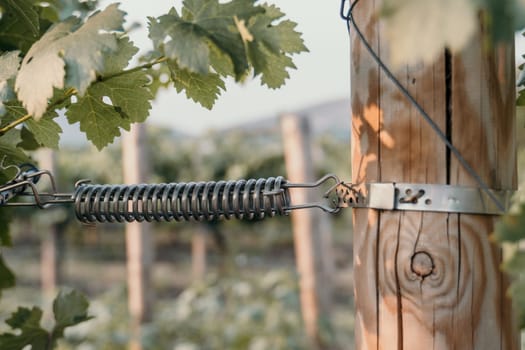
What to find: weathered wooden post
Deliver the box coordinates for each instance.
[38,149,61,300]
[350,2,519,349]
[122,123,154,349]
[281,113,334,348]
[192,226,207,280]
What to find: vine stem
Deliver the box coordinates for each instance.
[99,55,167,81]
[0,56,168,136]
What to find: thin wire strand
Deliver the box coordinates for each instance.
[341,0,505,212]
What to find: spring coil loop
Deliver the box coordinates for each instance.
[73,177,291,223]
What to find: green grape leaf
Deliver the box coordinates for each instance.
[208,40,235,77]
[0,51,20,115]
[94,73,153,123]
[101,36,139,75]
[66,69,152,148]
[149,0,264,79]
[0,0,40,52]
[15,4,125,119]
[168,60,225,109]
[0,307,48,350]
[0,254,14,294]
[25,116,62,149]
[0,208,12,246]
[150,11,210,74]
[247,41,295,89]
[66,89,130,150]
[381,0,477,67]
[4,102,62,148]
[0,290,91,349]
[509,276,525,328]
[245,4,307,55]
[18,127,40,150]
[494,203,525,243]
[483,0,525,43]
[53,289,92,337]
[0,51,20,81]
[0,141,30,165]
[517,89,525,107]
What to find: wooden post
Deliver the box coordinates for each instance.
[281,114,334,348]
[122,124,154,348]
[192,226,207,280]
[38,149,61,300]
[351,2,519,349]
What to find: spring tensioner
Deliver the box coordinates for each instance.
[0,165,343,224]
[0,164,515,221]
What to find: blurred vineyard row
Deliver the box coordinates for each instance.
[1,119,356,349]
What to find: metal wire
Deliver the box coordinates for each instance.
[340,0,505,212]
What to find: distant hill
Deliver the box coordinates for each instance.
[57,97,350,147]
[221,97,350,139]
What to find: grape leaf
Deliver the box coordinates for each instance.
[246,4,307,55]
[0,0,40,52]
[53,289,92,337]
[0,50,20,81]
[25,116,62,149]
[0,290,91,349]
[0,217,11,246]
[66,90,130,150]
[150,9,210,74]
[0,253,14,292]
[381,0,477,67]
[94,73,153,123]
[66,69,152,148]
[4,102,62,148]
[494,203,525,243]
[149,0,264,79]
[0,307,48,350]
[517,89,525,107]
[0,51,20,115]
[100,36,139,75]
[168,60,225,109]
[15,4,125,119]
[93,36,152,123]
[247,41,295,89]
[18,127,40,150]
[0,141,30,165]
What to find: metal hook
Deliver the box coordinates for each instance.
[274,174,343,214]
[0,167,73,207]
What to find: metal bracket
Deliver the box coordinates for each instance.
[335,182,514,215]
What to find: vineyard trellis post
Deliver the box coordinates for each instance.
[350,2,519,349]
[192,226,207,280]
[281,113,334,348]
[122,123,154,348]
[38,149,61,300]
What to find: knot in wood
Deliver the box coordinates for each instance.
[410,251,434,279]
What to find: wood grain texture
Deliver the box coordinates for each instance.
[350,1,518,349]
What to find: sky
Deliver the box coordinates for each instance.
[98,0,351,135]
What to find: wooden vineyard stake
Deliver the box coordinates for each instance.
[192,226,207,280]
[38,149,61,300]
[281,114,334,348]
[122,123,154,349]
[350,2,519,349]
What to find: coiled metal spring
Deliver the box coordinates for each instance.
[73,177,291,223]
